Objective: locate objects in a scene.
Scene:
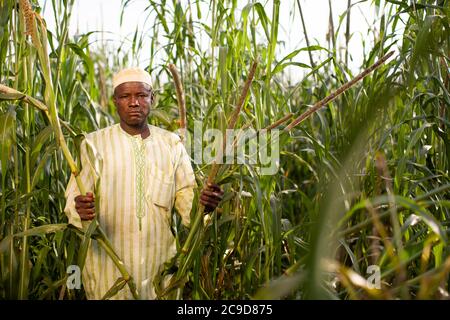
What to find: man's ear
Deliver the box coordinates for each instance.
[112,92,118,108]
[150,91,156,105]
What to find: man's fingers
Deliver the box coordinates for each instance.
[75,201,95,209]
[78,205,96,220]
[74,192,96,218]
[75,192,95,217]
[206,183,224,194]
[201,184,224,213]
[200,201,216,212]
[75,195,94,203]
[75,192,95,220]
[201,189,223,199]
[200,198,221,208]
[200,193,220,203]
[80,212,96,220]
[79,208,95,214]
[200,197,220,207]
[211,187,224,196]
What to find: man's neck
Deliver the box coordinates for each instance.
[120,122,150,139]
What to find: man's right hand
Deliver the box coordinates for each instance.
[75,192,96,220]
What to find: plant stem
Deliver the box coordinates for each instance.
[168,64,186,142]
[285,51,394,131]
[345,0,352,66]
[296,0,315,68]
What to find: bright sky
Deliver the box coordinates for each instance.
[42,0,390,77]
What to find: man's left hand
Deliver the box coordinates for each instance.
[200,182,224,213]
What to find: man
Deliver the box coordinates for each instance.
[64,67,223,299]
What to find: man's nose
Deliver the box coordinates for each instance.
[129,97,140,106]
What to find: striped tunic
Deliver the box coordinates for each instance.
[64,123,196,299]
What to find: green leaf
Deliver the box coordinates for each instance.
[396,196,448,243]
[0,106,16,185]
[241,2,271,41]
[31,144,58,190]
[77,219,98,271]
[272,62,311,76]
[102,277,127,300]
[272,46,327,76]
[0,224,68,254]
[30,125,53,167]
[253,273,304,299]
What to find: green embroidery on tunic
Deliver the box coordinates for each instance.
[132,136,146,231]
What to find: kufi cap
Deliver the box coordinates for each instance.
[113,67,152,90]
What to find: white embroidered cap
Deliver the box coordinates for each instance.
[112,67,153,90]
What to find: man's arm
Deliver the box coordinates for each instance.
[173,141,223,227]
[173,141,197,227]
[64,139,96,229]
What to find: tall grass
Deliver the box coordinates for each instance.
[0,0,449,300]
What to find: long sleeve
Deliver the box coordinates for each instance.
[64,139,97,229]
[173,140,196,227]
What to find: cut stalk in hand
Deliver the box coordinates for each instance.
[231,112,293,151]
[285,51,394,131]
[263,112,293,131]
[168,64,187,142]
[168,61,258,294]
[207,61,258,184]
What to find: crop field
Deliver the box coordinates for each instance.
[0,0,449,300]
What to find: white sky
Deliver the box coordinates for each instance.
[41,0,391,77]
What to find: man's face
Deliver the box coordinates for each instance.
[113,81,154,128]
